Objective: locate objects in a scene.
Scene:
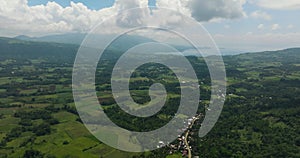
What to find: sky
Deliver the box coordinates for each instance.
[0,0,299,52]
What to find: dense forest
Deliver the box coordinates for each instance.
[0,37,299,157]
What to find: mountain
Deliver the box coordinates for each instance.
[0,39,299,157]
[14,33,242,55]
[15,33,86,45]
[3,36,300,61]
[0,37,78,62]
[14,35,33,41]
[14,33,156,46]
[1,35,157,61]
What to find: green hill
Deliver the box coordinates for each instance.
[0,37,299,157]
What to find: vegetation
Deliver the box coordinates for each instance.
[0,37,299,157]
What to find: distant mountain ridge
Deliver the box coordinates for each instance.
[14,33,154,46]
[0,36,78,62]
[2,36,299,60]
[13,33,243,56]
[15,33,86,45]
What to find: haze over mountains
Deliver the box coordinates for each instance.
[0,35,298,62]
[13,34,243,56]
[15,34,86,45]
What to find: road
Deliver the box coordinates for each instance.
[184,115,201,158]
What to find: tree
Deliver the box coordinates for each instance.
[33,123,51,136]
[23,149,44,158]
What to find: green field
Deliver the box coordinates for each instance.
[0,37,299,157]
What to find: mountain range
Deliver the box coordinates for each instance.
[14,33,244,56]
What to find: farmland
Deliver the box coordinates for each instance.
[0,38,299,157]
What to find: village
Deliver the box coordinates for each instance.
[157,113,203,158]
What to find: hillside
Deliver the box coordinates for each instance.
[0,38,299,157]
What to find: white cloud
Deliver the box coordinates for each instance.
[188,0,246,21]
[114,0,150,28]
[157,0,247,22]
[0,0,150,36]
[251,0,300,10]
[271,24,280,30]
[0,0,248,36]
[287,24,295,29]
[155,0,191,17]
[0,1,103,35]
[246,32,253,35]
[224,25,230,29]
[250,10,272,20]
[257,24,264,29]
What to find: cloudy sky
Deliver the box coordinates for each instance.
[0,0,299,52]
